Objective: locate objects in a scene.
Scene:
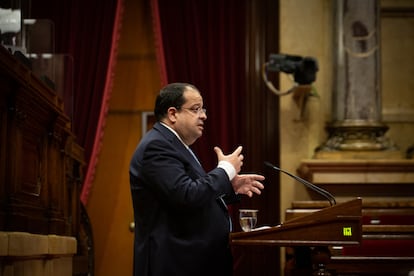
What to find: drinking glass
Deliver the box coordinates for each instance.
[239,209,258,232]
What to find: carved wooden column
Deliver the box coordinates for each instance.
[315,0,400,159]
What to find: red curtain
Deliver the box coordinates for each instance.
[151,0,247,171]
[31,0,124,204]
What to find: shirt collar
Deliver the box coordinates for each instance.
[159,122,190,149]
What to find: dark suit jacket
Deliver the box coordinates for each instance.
[129,122,237,276]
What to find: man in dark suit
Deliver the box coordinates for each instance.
[129,82,265,276]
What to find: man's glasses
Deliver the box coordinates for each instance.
[178,106,207,115]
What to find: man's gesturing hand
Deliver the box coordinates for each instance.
[232,174,265,198]
[214,146,244,174]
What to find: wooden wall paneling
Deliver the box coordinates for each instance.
[7,85,51,234]
[111,58,160,111]
[117,0,154,55]
[232,0,281,275]
[243,0,280,235]
[0,45,84,237]
[65,136,85,237]
[46,112,72,234]
[0,75,10,230]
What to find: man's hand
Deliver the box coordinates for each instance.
[232,174,265,197]
[214,146,244,174]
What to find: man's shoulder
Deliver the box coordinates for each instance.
[138,125,177,150]
[145,123,175,144]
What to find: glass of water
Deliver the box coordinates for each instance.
[239,209,258,232]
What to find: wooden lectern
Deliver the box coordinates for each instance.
[230,198,362,275]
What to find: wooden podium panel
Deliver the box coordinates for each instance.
[230,198,362,247]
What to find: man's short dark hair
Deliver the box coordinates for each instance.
[154,82,198,121]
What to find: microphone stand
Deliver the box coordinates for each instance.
[264,161,336,206]
[265,161,335,275]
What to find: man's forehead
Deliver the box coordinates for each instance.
[183,88,202,102]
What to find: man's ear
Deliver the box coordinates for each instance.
[167,107,178,123]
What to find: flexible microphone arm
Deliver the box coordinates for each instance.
[264,161,336,206]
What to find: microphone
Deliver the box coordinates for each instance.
[264,161,336,206]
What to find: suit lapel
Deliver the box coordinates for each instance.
[154,122,205,173]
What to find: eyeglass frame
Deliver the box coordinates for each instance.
[176,106,207,115]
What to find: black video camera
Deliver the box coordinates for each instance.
[266,54,318,85]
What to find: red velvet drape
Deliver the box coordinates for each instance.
[151,0,247,170]
[31,0,123,204]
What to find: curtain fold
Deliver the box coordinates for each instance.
[150,0,168,86]
[151,0,247,170]
[80,0,124,204]
[31,0,124,205]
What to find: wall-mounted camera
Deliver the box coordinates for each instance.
[262,53,319,120]
[266,54,318,85]
[262,53,318,95]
